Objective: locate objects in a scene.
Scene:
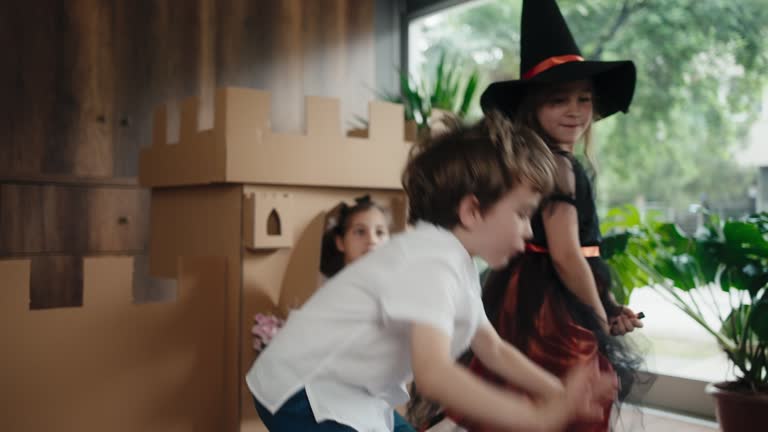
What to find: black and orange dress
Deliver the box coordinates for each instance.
[458,151,640,432]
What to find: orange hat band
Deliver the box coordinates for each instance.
[522,54,584,80]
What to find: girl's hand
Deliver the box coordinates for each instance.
[609,307,644,336]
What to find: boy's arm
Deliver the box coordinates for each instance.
[410,322,608,431]
[470,322,562,401]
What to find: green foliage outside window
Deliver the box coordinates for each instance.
[411,0,768,213]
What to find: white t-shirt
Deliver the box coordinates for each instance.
[245,222,489,431]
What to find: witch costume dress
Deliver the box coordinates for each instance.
[460,150,636,432]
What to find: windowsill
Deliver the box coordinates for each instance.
[616,404,719,432]
[427,405,719,432]
[626,371,717,420]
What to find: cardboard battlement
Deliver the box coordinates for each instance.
[139,87,412,189]
[0,257,228,431]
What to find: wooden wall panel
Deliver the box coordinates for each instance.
[216,0,304,133]
[0,183,147,255]
[2,1,71,175]
[216,0,375,134]
[302,0,376,132]
[0,0,116,177]
[2,0,375,179]
[345,1,377,128]
[110,0,157,178]
[30,255,84,309]
[68,0,116,178]
[111,0,203,176]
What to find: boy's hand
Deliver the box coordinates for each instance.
[559,361,618,424]
[610,307,644,336]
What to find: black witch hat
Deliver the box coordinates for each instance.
[480,0,636,120]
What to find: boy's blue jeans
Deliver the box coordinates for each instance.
[253,389,416,432]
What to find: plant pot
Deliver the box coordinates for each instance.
[706,382,768,432]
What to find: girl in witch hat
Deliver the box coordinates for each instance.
[454,1,645,431]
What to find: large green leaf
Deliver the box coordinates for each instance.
[654,223,690,253]
[724,221,768,258]
[601,205,642,232]
[751,298,768,343]
[654,253,699,290]
[601,231,630,259]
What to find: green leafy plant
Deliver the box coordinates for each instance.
[354,50,480,134]
[603,206,768,392]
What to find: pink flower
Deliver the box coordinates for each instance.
[252,313,285,353]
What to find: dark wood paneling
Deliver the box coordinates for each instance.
[0,0,116,178]
[216,0,305,133]
[4,0,374,179]
[110,0,156,178]
[30,255,83,309]
[303,0,347,101]
[2,1,68,175]
[68,0,116,178]
[344,0,376,128]
[0,184,147,255]
[302,0,375,130]
[216,0,375,133]
[112,0,203,174]
[216,0,277,91]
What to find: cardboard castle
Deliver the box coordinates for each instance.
[1,87,413,431]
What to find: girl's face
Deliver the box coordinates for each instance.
[335,207,390,265]
[535,80,593,146]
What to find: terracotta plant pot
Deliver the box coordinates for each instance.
[706,382,768,432]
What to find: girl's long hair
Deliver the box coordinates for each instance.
[512,82,600,174]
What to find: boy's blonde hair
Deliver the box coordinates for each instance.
[401,111,556,228]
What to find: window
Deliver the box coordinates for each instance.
[407,0,768,418]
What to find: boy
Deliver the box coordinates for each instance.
[246,113,617,431]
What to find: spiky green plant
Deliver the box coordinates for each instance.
[353,49,480,134]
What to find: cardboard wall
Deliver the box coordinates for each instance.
[0,256,228,432]
[147,185,244,430]
[141,183,409,430]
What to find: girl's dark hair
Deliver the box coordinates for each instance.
[319,195,383,278]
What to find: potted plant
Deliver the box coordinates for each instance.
[602,206,768,431]
[350,49,480,140]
